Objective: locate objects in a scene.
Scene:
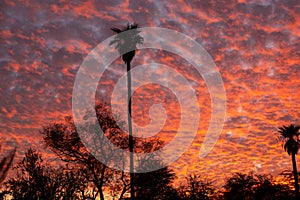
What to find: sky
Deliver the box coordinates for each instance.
[0,0,300,186]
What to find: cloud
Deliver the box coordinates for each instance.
[0,0,299,185]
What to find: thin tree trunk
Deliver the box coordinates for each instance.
[99,165,107,200]
[99,186,105,200]
[89,162,106,200]
[292,152,299,198]
[127,61,135,199]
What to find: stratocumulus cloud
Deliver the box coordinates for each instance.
[0,0,299,185]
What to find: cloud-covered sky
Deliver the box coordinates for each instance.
[1,0,299,185]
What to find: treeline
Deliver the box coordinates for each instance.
[0,148,296,200]
[1,149,294,200]
[0,103,298,199]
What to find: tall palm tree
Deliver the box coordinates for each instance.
[278,124,300,198]
[110,23,143,199]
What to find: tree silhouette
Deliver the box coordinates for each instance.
[40,102,175,199]
[223,172,292,200]
[223,172,256,200]
[135,165,178,200]
[40,103,126,200]
[0,147,16,183]
[110,23,143,200]
[2,148,92,199]
[278,124,300,198]
[179,175,217,200]
[120,165,178,200]
[253,174,291,200]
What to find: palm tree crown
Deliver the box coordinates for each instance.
[110,23,143,64]
[278,124,300,155]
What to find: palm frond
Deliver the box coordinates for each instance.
[278,124,300,138]
[111,28,122,33]
[110,23,143,64]
[278,124,300,155]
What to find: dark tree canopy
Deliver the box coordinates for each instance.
[38,102,176,200]
[178,175,217,200]
[278,124,300,155]
[135,166,177,200]
[110,23,143,64]
[2,148,94,200]
[223,172,292,200]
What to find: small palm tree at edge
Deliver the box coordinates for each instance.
[278,124,300,198]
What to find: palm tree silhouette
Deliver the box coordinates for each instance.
[278,124,300,198]
[110,23,143,199]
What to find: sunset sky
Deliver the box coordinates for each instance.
[1,0,300,186]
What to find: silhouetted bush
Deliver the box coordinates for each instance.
[223,172,293,200]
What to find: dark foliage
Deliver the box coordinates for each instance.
[40,103,128,200]
[38,102,177,200]
[2,148,94,199]
[178,175,218,200]
[278,124,300,155]
[223,172,293,200]
[110,23,143,64]
[135,166,178,200]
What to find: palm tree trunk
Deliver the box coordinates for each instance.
[127,61,135,199]
[292,152,299,198]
